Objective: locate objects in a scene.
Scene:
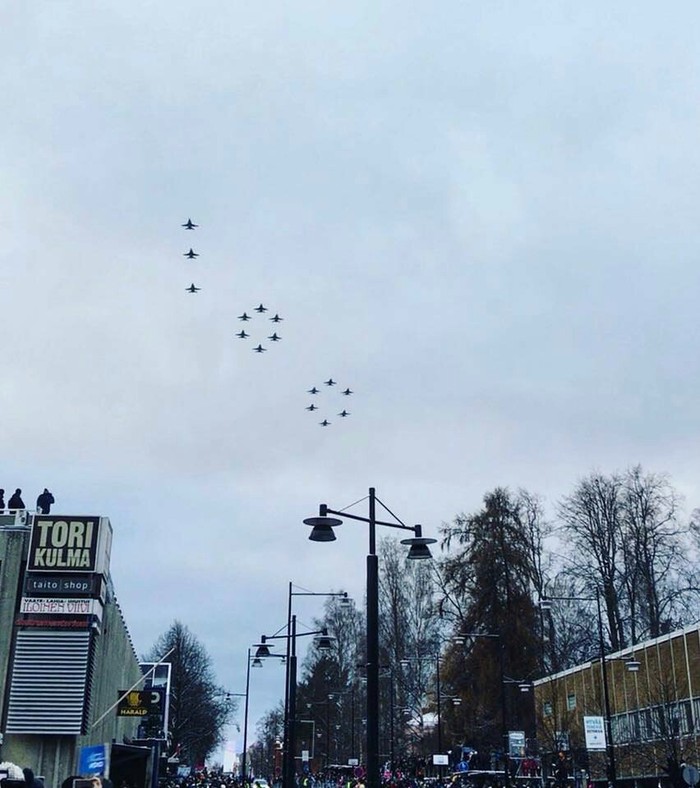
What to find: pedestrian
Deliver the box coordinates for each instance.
[36,489,54,514]
[8,489,25,510]
[0,489,5,511]
[23,767,44,788]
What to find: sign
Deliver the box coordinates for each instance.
[25,573,105,600]
[508,731,526,757]
[683,766,700,786]
[348,759,359,767]
[555,731,570,752]
[28,516,112,574]
[20,598,102,616]
[117,689,164,718]
[583,716,607,751]
[79,743,109,776]
[301,751,310,763]
[433,755,450,766]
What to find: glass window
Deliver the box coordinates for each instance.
[543,701,553,717]
[567,693,576,711]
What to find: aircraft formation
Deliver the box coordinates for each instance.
[305,381,353,426]
[236,303,283,353]
[179,218,356,427]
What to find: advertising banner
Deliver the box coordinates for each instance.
[117,688,165,718]
[20,597,102,616]
[79,743,110,776]
[28,516,112,574]
[584,716,607,751]
[24,573,106,600]
[509,731,526,757]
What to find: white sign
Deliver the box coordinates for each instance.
[433,755,449,766]
[20,597,102,616]
[301,750,310,763]
[583,716,607,751]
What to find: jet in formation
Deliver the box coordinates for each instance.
[236,330,249,339]
[338,410,350,417]
[184,249,199,259]
[270,314,283,323]
[268,333,282,342]
[308,387,320,394]
[255,304,268,313]
[253,344,267,353]
[185,284,201,293]
[238,312,251,321]
[342,388,353,396]
[320,419,331,427]
[306,404,318,411]
[325,378,336,386]
[182,219,198,230]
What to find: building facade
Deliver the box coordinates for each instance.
[534,625,700,788]
[0,510,151,788]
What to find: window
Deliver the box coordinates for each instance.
[543,701,553,717]
[567,693,576,711]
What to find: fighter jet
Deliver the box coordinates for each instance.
[238,312,252,321]
[268,333,282,342]
[182,218,198,230]
[308,387,320,395]
[270,314,284,323]
[306,404,319,411]
[342,388,353,396]
[253,344,267,353]
[320,419,331,427]
[254,303,268,313]
[338,410,350,417]
[236,330,250,339]
[185,283,201,293]
[324,378,337,386]
[184,249,199,259]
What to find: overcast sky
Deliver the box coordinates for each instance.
[3,0,700,759]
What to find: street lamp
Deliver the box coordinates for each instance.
[304,487,436,788]
[539,595,640,788]
[453,632,517,788]
[282,584,350,788]
[257,619,334,788]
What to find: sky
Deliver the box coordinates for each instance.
[3,0,700,760]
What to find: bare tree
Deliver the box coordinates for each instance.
[146,621,235,766]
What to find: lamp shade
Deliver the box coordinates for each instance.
[403,537,436,560]
[304,516,342,542]
[254,642,272,658]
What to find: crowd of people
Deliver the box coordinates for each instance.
[0,488,55,513]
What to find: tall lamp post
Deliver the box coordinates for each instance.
[304,487,436,788]
[539,595,640,788]
[256,620,333,788]
[282,584,350,788]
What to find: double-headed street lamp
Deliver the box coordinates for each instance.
[539,594,640,788]
[304,487,436,788]
[255,620,334,788]
[281,584,350,788]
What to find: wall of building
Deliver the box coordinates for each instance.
[534,626,700,786]
[0,517,147,788]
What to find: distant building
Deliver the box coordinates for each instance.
[0,509,154,788]
[534,625,700,788]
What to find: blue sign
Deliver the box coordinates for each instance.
[79,743,109,776]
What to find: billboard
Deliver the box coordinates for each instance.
[28,516,112,574]
[117,689,165,718]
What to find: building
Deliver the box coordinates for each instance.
[0,509,154,788]
[534,625,700,788]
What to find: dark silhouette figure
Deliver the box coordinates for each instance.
[23,768,45,788]
[36,489,54,514]
[8,489,25,509]
[0,489,5,510]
